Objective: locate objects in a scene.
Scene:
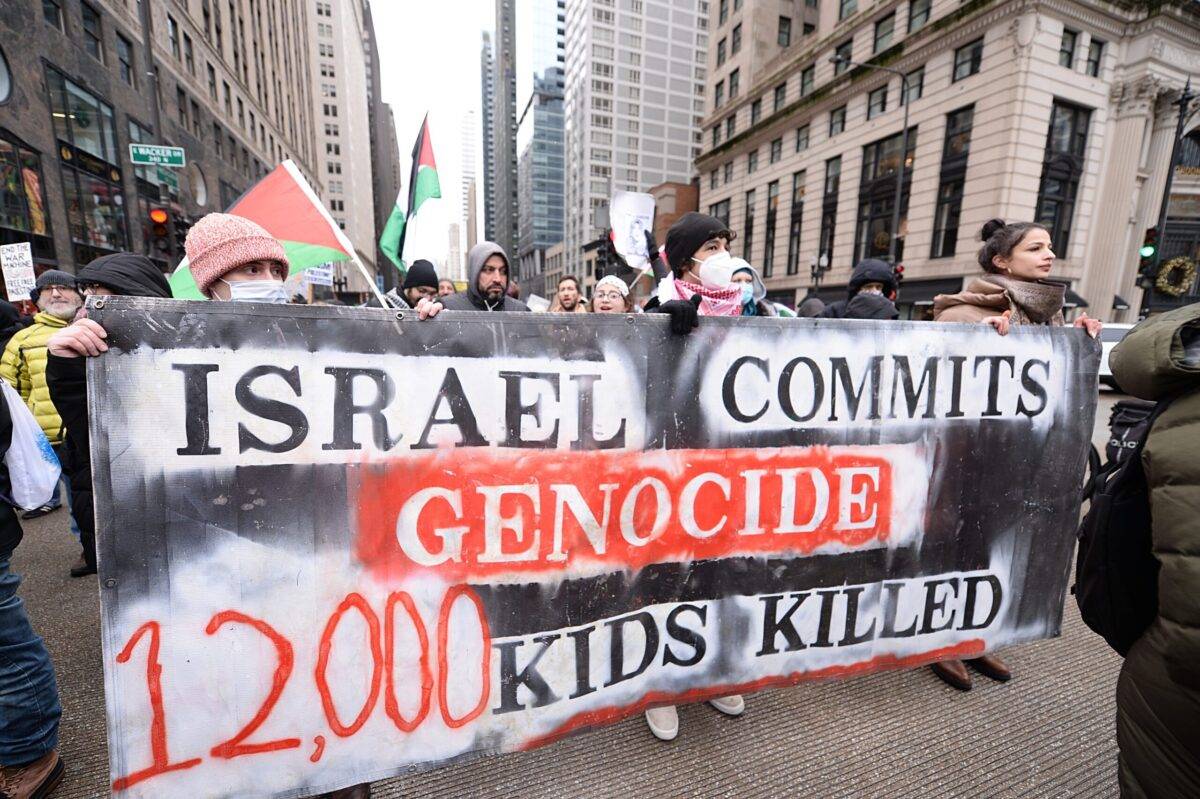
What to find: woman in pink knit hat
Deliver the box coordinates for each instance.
[186,212,291,302]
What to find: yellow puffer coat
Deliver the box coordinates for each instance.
[1,312,69,444]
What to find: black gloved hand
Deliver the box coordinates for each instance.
[644,230,668,281]
[659,294,702,335]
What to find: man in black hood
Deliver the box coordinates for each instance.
[45,253,171,577]
[436,242,529,313]
[817,258,900,320]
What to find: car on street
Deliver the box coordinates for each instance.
[1098,323,1135,390]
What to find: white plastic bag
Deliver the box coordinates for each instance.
[0,379,61,510]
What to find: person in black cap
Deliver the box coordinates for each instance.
[643,212,744,334]
[817,258,900,320]
[401,259,440,309]
[46,253,171,577]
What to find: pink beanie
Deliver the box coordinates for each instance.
[185,213,289,296]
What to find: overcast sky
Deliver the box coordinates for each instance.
[371,1,493,260]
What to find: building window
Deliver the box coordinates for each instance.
[714,80,724,108]
[725,114,736,138]
[750,99,761,125]
[804,22,815,35]
[834,40,853,75]
[770,137,783,163]
[1085,38,1104,77]
[81,2,104,62]
[168,15,181,59]
[724,161,734,183]
[117,34,136,86]
[868,86,887,119]
[710,169,718,190]
[774,82,787,112]
[731,23,742,55]
[712,125,720,148]
[184,33,195,74]
[176,87,188,126]
[729,68,739,97]
[0,132,54,261]
[191,99,202,136]
[953,38,983,82]
[1036,100,1092,256]
[719,0,728,26]
[213,122,223,157]
[819,156,841,268]
[42,0,64,32]
[786,170,806,275]
[795,124,810,152]
[747,149,758,174]
[778,17,792,48]
[908,0,931,32]
[931,105,973,258]
[763,181,780,277]
[829,105,846,136]
[742,189,755,260]
[709,198,730,227]
[1059,29,1077,69]
[901,66,924,105]
[717,38,726,66]
[839,0,857,21]
[207,63,217,99]
[855,127,917,262]
[45,66,127,262]
[800,65,814,96]
[873,14,895,53]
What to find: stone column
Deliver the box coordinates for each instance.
[1078,76,1161,321]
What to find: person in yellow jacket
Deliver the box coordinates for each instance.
[1,270,82,520]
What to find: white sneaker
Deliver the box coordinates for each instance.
[708,694,745,717]
[644,705,679,741]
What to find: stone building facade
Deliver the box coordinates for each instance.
[697,0,1200,318]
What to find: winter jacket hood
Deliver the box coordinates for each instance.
[440,242,529,312]
[730,261,777,316]
[77,253,172,298]
[847,259,897,297]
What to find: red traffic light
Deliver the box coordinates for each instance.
[149,208,169,225]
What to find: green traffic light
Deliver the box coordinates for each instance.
[1139,244,1156,258]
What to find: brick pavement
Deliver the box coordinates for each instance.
[15,390,1125,798]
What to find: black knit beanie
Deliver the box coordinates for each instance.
[664,213,734,273]
[402,259,439,290]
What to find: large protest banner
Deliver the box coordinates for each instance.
[88,298,1098,798]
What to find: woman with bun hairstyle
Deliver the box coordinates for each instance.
[928,219,1101,692]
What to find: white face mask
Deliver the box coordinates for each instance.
[693,251,735,289]
[223,279,289,304]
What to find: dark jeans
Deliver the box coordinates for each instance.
[0,558,60,765]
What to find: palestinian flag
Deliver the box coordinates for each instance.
[169,161,358,299]
[379,115,441,275]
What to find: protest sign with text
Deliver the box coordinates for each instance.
[88,299,1099,798]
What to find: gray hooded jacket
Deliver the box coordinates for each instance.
[440,242,530,312]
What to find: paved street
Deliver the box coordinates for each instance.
[18,391,1126,798]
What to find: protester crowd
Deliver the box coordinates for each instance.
[0,204,1194,799]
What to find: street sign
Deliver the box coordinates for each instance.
[129,144,186,167]
[156,166,179,192]
[0,242,36,302]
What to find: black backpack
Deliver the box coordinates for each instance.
[1075,398,1171,657]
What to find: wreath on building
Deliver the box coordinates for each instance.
[1155,256,1197,297]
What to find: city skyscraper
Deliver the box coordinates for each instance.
[562,0,708,270]
[480,31,497,243]
[491,0,520,261]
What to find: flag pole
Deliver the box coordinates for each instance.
[281,161,389,307]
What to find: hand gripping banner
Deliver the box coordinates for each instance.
[88,298,1099,798]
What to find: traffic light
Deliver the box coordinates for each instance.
[893,263,905,285]
[1138,227,1158,275]
[173,214,193,257]
[148,208,171,257]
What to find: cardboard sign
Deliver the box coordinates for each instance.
[0,242,36,302]
[305,266,334,286]
[88,300,1099,798]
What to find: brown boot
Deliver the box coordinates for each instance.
[0,750,64,799]
[966,653,1012,682]
[929,659,972,691]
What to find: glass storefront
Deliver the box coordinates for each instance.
[0,131,55,263]
[46,65,128,264]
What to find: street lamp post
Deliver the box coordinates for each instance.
[830,55,910,265]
